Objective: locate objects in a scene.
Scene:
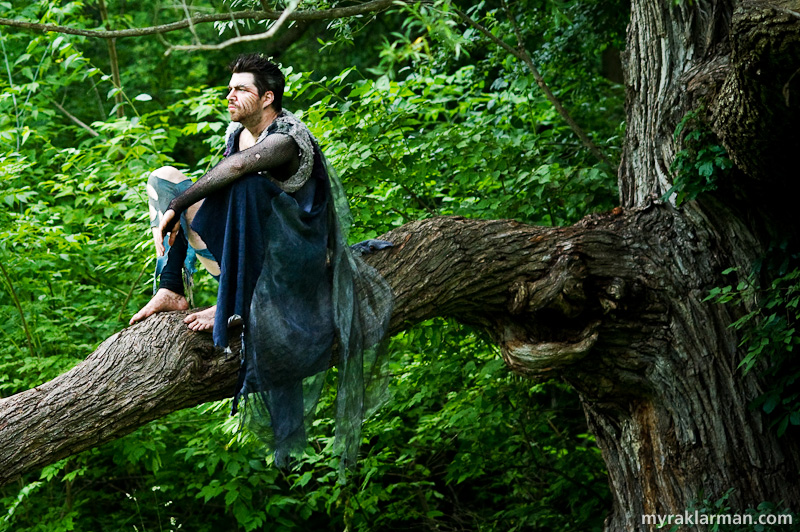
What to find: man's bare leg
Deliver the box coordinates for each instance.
[135,166,222,329]
[129,288,190,325]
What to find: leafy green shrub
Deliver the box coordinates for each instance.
[707,261,800,436]
[665,110,733,205]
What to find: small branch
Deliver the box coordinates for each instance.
[0,0,398,39]
[227,3,242,38]
[98,0,124,118]
[774,7,800,20]
[166,0,302,53]
[0,28,21,149]
[0,258,37,360]
[453,5,611,168]
[22,44,48,109]
[116,258,151,323]
[180,0,201,45]
[52,101,100,137]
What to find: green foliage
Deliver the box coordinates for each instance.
[0,0,628,529]
[664,110,733,205]
[294,63,618,237]
[706,256,800,437]
[0,325,610,532]
[350,322,610,531]
[0,60,228,395]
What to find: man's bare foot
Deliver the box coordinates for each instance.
[129,288,189,325]
[184,305,216,331]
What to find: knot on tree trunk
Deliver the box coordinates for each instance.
[500,320,601,376]
[599,277,628,314]
[509,254,588,317]
[501,254,608,376]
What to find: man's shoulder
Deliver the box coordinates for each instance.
[265,110,311,140]
[264,110,318,193]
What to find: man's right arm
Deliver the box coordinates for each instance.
[166,133,299,218]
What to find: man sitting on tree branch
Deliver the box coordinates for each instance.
[129,53,393,468]
[130,53,292,331]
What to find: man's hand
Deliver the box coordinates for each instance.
[152,227,166,257]
[155,209,181,256]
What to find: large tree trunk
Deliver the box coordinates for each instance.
[581,199,800,529]
[604,0,800,528]
[1,1,799,530]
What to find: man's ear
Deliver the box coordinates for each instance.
[263,91,274,109]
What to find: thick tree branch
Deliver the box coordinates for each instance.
[0,311,238,488]
[0,209,658,487]
[0,0,399,40]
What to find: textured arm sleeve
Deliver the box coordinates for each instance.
[167,133,299,216]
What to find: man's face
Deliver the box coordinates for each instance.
[226,72,272,123]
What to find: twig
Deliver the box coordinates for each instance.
[180,0,201,45]
[774,7,800,20]
[170,31,274,53]
[98,0,124,117]
[0,257,37,360]
[52,101,100,137]
[228,3,242,38]
[0,28,20,149]
[0,0,398,39]
[90,80,107,119]
[453,5,611,168]
[22,41,49,109]
[117,259,152,323]
[166,0,302,53]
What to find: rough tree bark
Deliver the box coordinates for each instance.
[608,0,800,528]
[1,1,799,530]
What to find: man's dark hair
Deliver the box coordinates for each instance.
[229,53,285,111]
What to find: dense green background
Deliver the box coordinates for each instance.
[0,1,627,530]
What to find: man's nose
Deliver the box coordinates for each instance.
[226,88,236,100]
